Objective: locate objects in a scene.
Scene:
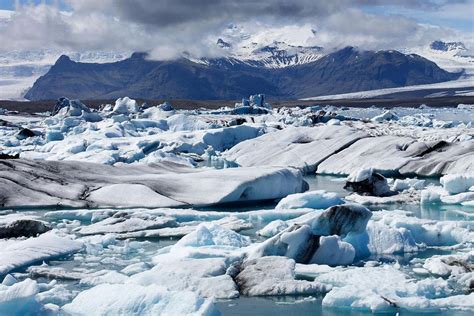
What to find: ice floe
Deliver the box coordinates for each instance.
[62,283,219,315]
[0,159,306,208]
[0,232,83,275]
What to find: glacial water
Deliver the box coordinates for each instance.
[215,175,474,315]
[4,174,472,315]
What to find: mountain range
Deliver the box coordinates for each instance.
[24,46,461,101]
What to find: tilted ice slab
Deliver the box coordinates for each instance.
[0,232,83,275]
[62,283,219,316]
[224,125,367,172]
[76,214,177,236]
[318,136,474,177]
[0,159,306,208]
[234,256,330,296]
[224,124,473,177]
[118,216,252,239]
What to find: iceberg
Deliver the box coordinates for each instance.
[62,283,219,316]
[234,256,330,296]
[0,278,41,315]
[225,125,367,173]
[0,159,306,208]
[276,190,343,209]
[0,233,83,275]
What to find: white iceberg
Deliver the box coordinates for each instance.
[62,283,219,316]
[276,190,343,210]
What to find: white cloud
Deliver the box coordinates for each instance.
[0,0,471,59]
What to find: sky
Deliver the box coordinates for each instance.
[0,0,473,59]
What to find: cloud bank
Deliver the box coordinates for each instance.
[0,0,472,59]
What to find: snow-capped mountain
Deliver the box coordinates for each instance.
[213,39,324,68]
[430,41,468,54]
[407,40,474,77]
[25,47,460,101]
[211,23,324,68]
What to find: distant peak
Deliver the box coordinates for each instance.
[430,40,466,52]
[130,52,149,60]
[55,55,72,64]
[217,38,231,49]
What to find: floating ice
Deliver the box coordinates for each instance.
[0,160,306,208]
[0,233,83,275]
[344,168,391,196]
[371,110,399,122]
[62,283,218,316]
[234,256,330,296]
[276,190,343,209]
[225,125,367,172]
[440,174,474,194]
[0,278,41,315]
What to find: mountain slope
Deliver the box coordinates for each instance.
[25,47,461,101]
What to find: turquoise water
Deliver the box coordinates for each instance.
[212,175,474,315]
[3,174,473,315]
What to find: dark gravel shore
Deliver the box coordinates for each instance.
[1,95,473,114]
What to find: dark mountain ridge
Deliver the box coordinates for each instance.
[25,47,461,101]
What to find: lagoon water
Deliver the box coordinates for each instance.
[5,174,472,315]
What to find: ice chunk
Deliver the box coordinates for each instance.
[234,256,329,296]
[344,168,391,196]
[167,114,211,132]
[319,137,474,177]
[0,233,83,275]
[276,190,343,210]
[53,97,90,116]
[346,168,373,182]
[440,174,474,194]
[391,178,426,191]
[62,283,218,316]
[345,221,418,258]
[87,184,181,209]
[0,214,51,238]
[318,264,453,312]
[130,257,239,299]
[420,186,446,204]
[257,220,289,238]
[310,235,355,266]
[77,212,177,235]
[249,204,371,264]
[79,270,129,286]
[307,204,372,237]
[45,130,64,142]
[0,279,41,315]
[370,209,473,246]
[423,252,474,277]
[248,224,318,263]
[157,101,174,111]
[111,97,139,115]
[371,110,399,122]
[318,136,416,176]
[175,223,251,249]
